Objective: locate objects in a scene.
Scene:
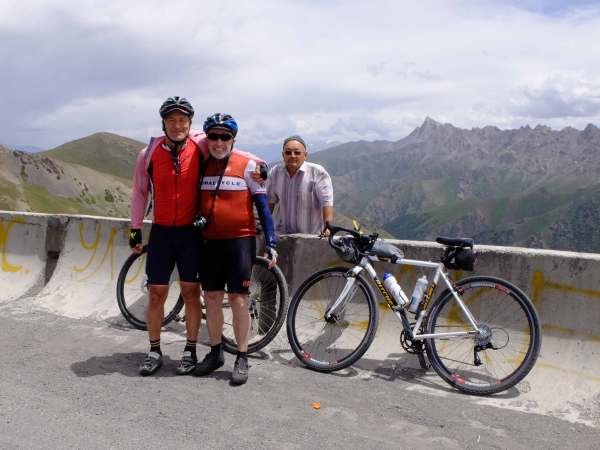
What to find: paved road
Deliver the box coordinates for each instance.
[1,303,598,450]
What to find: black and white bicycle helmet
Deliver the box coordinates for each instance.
[159,96,195,118]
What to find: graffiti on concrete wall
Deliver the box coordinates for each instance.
[532,270,600,340]
[72,222,122,281]
[0,216,27,273]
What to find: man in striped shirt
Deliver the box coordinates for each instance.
[266,135,334,235]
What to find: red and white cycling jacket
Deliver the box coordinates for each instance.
[130,131,264,229]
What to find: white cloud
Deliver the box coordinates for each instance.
[1,0,600,149]
[513,72,600,119]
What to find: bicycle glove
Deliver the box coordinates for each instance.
[129,228,142,248]
[264,245,278,261]
[259,162,268,181]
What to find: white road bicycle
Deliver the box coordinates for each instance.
[286,224,541,395]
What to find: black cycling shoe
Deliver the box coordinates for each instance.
[139,351,163,376]
[193,349,224,376]
[176,351,197,376]
[230,356,248,385]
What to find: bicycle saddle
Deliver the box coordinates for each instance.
[435,236,474,248]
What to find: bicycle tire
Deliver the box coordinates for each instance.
[116,246,184,330]
[287,267,379,372]
[425,275,541,395]
[221,256,289,354]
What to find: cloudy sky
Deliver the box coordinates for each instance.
[1,0,600,151]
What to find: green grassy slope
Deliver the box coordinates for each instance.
[0,173,20,211]
[41,132,144,180]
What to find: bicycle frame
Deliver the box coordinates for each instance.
[325,255,482,341]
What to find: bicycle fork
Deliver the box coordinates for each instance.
[324,266,363,322]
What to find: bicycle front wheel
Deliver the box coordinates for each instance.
[221,257,289,354]
[116,247,184,330]
[286,267,379,372]
[425,276,541,395]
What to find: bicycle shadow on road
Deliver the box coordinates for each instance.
[270,349,521,399]
[352,352,521,399]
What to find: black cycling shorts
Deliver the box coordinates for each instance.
[146,224,200,285]
[199,236,256,294]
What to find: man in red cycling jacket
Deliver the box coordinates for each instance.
[192,113,278,385]
[129,97,203,376]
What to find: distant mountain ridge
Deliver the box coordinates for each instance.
[310,118,600,252]
[0,138,133,217]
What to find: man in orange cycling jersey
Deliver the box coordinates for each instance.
[193,113,277,385]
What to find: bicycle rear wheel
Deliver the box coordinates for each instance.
[221,257,289,354]
[116,246,184,330]
[425,275,541,395]
[286,267,378,372]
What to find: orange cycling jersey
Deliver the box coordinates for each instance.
[199,150,266,240]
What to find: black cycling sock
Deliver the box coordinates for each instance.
[237,351,248,360]
[210,343,222,354]
[184,339,197,362]
[150,339,162,355]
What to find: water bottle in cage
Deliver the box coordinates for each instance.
[409,275,428,313]
[382,273,409,307]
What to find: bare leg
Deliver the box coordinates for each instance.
[203,291,225,345]
[180,281,201,341]
[229,293,250,353]
[147,284,169,341]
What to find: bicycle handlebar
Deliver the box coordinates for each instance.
[326,223,379,254]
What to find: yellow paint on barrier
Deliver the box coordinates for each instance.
[73,222,119,281]
[73,223,101,273]
[533,270,600,301]
[125,253,146,284]
[542,323,600,343]
[536,361,600,383]
[532,270,600,339]
[0,216,26,273]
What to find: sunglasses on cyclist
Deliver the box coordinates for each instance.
[284,150,305,156]
[207,132,234,142]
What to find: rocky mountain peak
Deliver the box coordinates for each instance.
[583,123,600,137]
[409,117,459,141]
[422,116,442,128]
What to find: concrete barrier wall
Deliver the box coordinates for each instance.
[2,211,600,424]
[0,212,49,303]
[0,212,151,321]
[36,216,137,321]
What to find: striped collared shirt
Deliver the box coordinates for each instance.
[266,161,333,235]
